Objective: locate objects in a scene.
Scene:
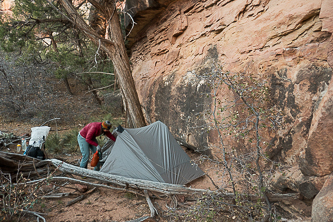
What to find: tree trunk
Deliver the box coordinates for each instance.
[86,76,103,105]
[59,0,146,128]
[63,76,73,95]
[48,32,74,95]
[105,9,146,128]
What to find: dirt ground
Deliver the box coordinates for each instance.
[0,121,215,222]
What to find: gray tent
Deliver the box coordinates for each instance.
[100,121,204,185]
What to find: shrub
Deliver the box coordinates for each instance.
[45,129,79,154]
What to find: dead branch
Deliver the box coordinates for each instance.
[8,176,145,197]
[85,84,114,93]
[76,71,114,75]
[144,190,158,217]
[0,152,53,180]
[65,187,96,207]
[123,11,137,40]
[39,118,60,127]
[66,194,85,207]
[42,192,80,199]
[21,210,47,222]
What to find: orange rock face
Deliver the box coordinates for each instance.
[126,0,333,178]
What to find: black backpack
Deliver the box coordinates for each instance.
[26,145,45,160]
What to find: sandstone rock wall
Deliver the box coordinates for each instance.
[126,0,333,178]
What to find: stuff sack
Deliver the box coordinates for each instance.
[91,150,99,167]
[26,146,45,160]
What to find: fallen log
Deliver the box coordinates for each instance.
[49,159,300,201]
[50,158,207,195]
[0,152,301,202]
[0,151,54,181]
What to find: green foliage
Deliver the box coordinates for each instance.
[0,0,58,52]
[45,129,79,154]
[0,19,35,52]
[45,133,61,154]
[12,0,57,18]
[89,113,124,130]
[0,0,120,126]
[124,192,136,200]
[60,129,79,153]
[0,0,116,91]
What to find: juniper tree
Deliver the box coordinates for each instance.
[0,0,145,127]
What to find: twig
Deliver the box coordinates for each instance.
[144,190,158,217]
[40,118,60,127]
[42,192,79,199]
[205,173,219,190]
[165,195,178,210]
[123,11,137,40]
[32,159,42,178]
[94,39,101,65]
[66,194,85,207]
[21,210,47,222]
[65,187,96,207]
[76,71,114,75]
[85,84,114,93]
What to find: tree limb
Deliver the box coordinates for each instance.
[87,0,107,15]
[76,71,114,75]
[85,84,114,93]
[47,0,114,47]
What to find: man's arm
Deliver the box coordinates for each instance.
[105,131,116,142]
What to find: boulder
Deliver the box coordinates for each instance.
[270,166,327,200]
[312,175,333,222]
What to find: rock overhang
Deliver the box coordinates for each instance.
[124,0,178,48]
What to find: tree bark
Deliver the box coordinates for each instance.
[59,0,146,128]
[63,76,73,95]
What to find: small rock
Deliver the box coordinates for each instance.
[75,184,88,193]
